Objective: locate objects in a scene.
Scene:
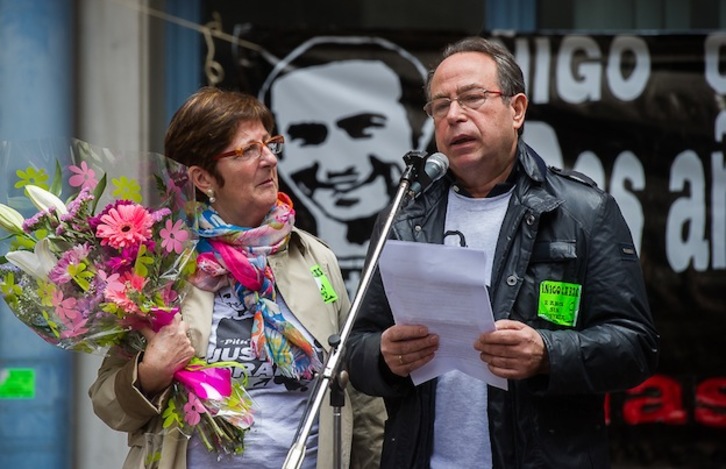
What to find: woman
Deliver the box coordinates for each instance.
[88,87,385,468]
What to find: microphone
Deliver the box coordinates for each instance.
[409,152,449,197]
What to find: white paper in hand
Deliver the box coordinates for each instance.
[378,240,507,390]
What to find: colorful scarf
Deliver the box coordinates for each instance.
[191,192,321,379]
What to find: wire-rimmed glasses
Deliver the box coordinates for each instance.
[424,89,507,120]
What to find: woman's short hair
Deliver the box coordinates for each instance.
[164,86,275,196]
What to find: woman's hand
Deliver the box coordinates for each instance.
[137,314,195,396]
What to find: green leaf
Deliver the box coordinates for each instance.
[50,160,63,197]
[91,173,107,213]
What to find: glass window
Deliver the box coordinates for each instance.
[539,0,726,31]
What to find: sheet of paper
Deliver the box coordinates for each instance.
[378,240,508,390]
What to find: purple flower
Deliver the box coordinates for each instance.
[48,243,92,285]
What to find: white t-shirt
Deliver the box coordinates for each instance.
[187,286,321,469]
[430,187,512,469]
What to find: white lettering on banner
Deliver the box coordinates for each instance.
[534,37,553,103]
[515,34,652,105]
[712,149,726,268]
[571,151,644,254]
[514,36,553,104]
[712,112,726,269]
[557,36,603,103]
[513,37,532,97]
[705,33,726,94]
[515,34,725,272]
[607,36,650,101]
[611,151,646,254]
[666,151,710,272]
[573,151,605,188]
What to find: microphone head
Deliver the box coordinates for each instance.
[408,152,449,198]
[424,152,449,180]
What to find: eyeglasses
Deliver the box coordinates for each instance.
[424,89,507,119]
[213,135,285,162]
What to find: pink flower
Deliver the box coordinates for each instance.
[160,283,179,305]
[59,315,89,339]
[88,200,134,231]
[103,271,146,315]
[68,161,98,190]
[160,219,189,254]
[123,271,147,291]
[104,287,138,314]
[97,270,121,292]
[51,290,79,322]
[95,204,153,249]
[183,392,207,426]
[106,243,149,273]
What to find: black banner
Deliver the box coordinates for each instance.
[216,28,726,466]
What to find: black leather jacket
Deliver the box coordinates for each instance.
[346,143,659,468]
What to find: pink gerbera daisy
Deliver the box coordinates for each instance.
[95,203,153,249]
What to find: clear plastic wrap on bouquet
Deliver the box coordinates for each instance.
[162,363,255,456]
[0,138,256,457]
[0,138,198,353]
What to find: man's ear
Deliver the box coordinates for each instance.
[511,93,528,132]
[188,166,214,193]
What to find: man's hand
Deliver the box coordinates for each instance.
[474,319,549,379]
[381,324,439,377]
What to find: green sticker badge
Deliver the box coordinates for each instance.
[0,368,36,399]
[538,280,582,327]
[310,264,338,304]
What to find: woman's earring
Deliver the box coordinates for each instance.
[207,189,216,204]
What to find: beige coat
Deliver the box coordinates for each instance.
[88,228,385,468]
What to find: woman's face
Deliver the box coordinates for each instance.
[196,120,279,227]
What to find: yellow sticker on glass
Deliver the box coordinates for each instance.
[538,280,581,327]
[310,264,338,304]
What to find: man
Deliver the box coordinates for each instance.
[346,36,659,468]
[259,37,433,292]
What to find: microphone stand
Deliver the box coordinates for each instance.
[282,151,425,469]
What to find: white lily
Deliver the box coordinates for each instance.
[5,238,57,280]
[0,203,25,234]
[25,184,68,215]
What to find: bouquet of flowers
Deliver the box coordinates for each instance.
[0,139,254,460]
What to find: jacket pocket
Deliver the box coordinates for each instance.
[514,241,579,325]
[530,240,576,264]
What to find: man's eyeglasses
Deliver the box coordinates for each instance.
[424,89,507,120]
[213,135,285,162]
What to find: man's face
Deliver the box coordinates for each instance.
[429,52,525,188]
[270,60,413,222]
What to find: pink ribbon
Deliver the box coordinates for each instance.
[174,366,232,400]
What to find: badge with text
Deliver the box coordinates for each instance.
[538,280,582,327]
[310,264,338,304]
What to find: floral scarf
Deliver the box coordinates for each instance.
[191,192,320,379]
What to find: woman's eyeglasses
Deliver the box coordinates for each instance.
[213,135,285,162]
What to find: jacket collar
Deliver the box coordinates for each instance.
[286,226,312,257]
[517,139,548,184]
